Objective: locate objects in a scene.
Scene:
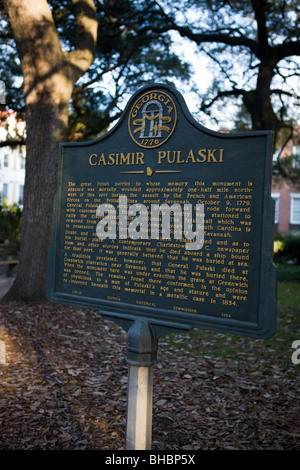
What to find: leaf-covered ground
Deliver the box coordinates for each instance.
[0,296,299,450]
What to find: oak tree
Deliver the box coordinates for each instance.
[3,0,98,299]
[1,0,190,300]
[155,0,300,146]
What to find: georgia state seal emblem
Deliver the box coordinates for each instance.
[128,90,177,148]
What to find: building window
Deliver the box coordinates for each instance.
[3,154,9,168]
[272,193,280,224]
[292,145,300,169]
[19,153,26,169]
[19,185,24,205]
[2,183,8,200]
[290,194,300,224]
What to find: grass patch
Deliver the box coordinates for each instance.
[276,263,300,282]
[161,281,300,372]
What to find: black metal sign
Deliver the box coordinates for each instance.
[47,83,276,339]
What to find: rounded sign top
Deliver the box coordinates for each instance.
[128,89,177,148]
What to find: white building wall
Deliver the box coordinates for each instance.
[0,113,26,206]
[0,146,26,205]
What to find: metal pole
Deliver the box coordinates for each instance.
[125,319,157,450]
[125,364,154,450]
[121,318,191,450]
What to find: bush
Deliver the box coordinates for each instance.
[285,231,300,264]
[0,200,22,247]
[273,231,286,260]
[274,230,300,265]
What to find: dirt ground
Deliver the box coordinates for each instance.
[0,298,299,451]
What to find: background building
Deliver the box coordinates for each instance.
[272,126,300,236]
[0,111,26,206]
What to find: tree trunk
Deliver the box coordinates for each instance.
[7,77,72,300]
[252,60,283,145]
[253,61,276,125]
[3,0,97,300]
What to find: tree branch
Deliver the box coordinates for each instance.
[3,0,62,70]
[68,0,98,83]
[251,0,269,58]
[200,88,247,112]
[272,41,300,63]
[155,22,261,57]
[270,88,299,99]
[150,2,261,57]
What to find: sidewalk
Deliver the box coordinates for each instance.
[0,275,15,299]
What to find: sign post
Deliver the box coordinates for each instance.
[126,362,153,450]
[125,320,155,450]
[123,319,191,450]
[47,83,276,449]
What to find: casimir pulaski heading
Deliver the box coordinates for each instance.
[89,89,224,166]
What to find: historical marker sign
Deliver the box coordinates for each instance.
[47,83,276,339]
